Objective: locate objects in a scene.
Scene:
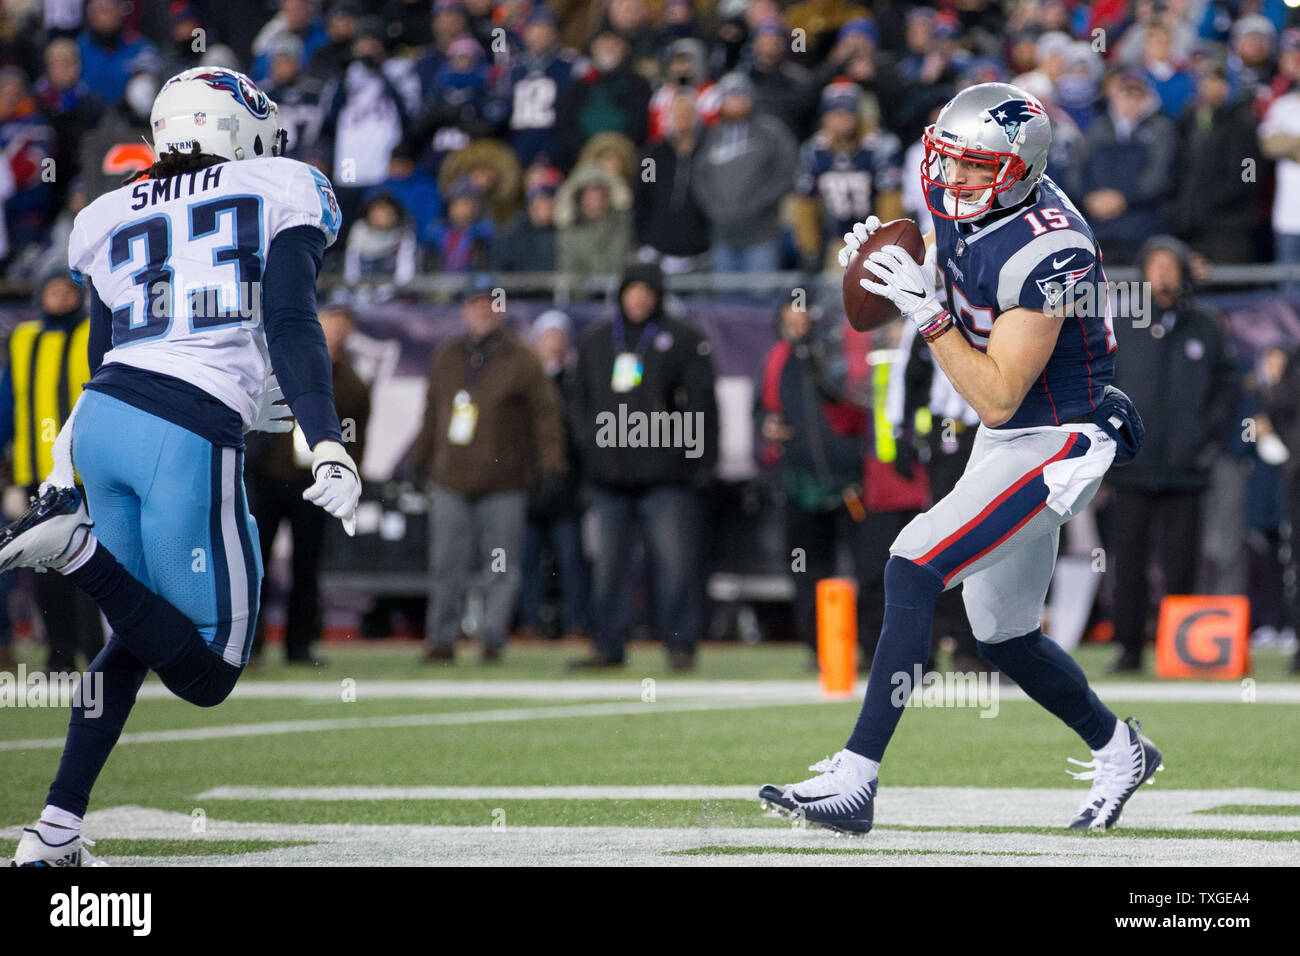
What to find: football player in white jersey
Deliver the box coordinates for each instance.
[2,67,360,866]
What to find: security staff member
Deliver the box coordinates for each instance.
[0,270,103,673]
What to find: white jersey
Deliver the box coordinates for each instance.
[68,156,341,428]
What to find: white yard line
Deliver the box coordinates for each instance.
[130,678,1300,703]
[12,805,1295,867]
[0,696,819,752]
[187,785,1300,833]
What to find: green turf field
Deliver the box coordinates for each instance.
[2,641,1298,865]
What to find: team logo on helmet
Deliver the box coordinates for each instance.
[192,69,272,120]
[984,98,1044,144]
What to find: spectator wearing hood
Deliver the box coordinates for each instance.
[648,37,719,144]
[635,88,712,271]
[491,166,560,273]
[1072,69,1178,266]
[556,29,651,170]
[1174,63,1265,264]
[692,72,797,274]
[568,263,718,670]
[517,309,589,641]
[0,271,102,674]
[1106,237,1239,672]
[1229,14,1277,108]
[555,160,633,293]
[1260,29,1300,298]
[793,83,903,272]
[412,32,508,174]
[438,138,524,228]
[77,0,158,106]
[503,9,580,169]
[410,275,568,664]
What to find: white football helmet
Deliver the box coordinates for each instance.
[921,81,1051,222]
[150,67,285,162]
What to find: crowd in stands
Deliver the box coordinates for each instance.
[1,0,1298,282]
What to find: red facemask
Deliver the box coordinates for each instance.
[920,124,1028,221]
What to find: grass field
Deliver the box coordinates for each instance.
[2,640,1298,866]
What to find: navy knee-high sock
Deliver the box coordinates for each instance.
[846,556,944,762]
[63,543,240,706]
[977,627,1116,750]
[46,638,148,816]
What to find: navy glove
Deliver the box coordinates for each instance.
[1093,385,1144,466]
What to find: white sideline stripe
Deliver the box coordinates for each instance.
[0,696,818,752]
[8,804,1298,866]
[187,785,1300,832]
[132,679,1300,703]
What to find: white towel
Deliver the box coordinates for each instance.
[1041,424,1116,516]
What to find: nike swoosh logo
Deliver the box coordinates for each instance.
[791,790,840,803]
[1052,254,1077,269]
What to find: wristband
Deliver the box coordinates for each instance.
[918,310,952,342]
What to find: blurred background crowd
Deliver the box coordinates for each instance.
[0,0,1298,678]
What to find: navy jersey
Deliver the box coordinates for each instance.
[931,175,1117,429]
[796,129,902,240]
[505,50,579,168]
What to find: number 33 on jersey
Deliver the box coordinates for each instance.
[67,155,341,431]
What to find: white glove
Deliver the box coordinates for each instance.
[837,216,883,268]
[248,372,294,433]
[860,242,945,328]
[303,440,360,536]
[41,393,82,492]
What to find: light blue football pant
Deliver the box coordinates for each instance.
[71,390,263,667]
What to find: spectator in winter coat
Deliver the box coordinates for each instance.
[344,193,418,288]
[1106,237,1239,672]
[491,167,560,273]
[691,72,797,274]
[1072,70,1178,265]
[567,263,717,670]
[410,277,568,664]
[555,29,651,169]
[634,91,711,271]
[555,161,633,293]
[430,177,494,273]
[503,8,579,169]
[77,0,158,106]
[1174,64,1265,264]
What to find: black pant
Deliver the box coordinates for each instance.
[36,567,104,672]
[785,504,874,651]
[1110,486,1203,657]
[247,472,328,661]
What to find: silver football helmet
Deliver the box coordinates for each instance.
[921,82,1052,222]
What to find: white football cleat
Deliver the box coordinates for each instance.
[1066,717,1164,831]
[758,750,878,835]
[0,486,93,574]
[10,826,108,867]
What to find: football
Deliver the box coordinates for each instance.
[841,218,927,332]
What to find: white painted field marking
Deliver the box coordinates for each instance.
[0,696,819,752]
[8,805,1294,867]
[188,786,1300,833]
[129,679,1300,703]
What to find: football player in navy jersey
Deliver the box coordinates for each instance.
[760,83,1161,835]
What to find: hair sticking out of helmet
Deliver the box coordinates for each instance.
[921,82,1051,222]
